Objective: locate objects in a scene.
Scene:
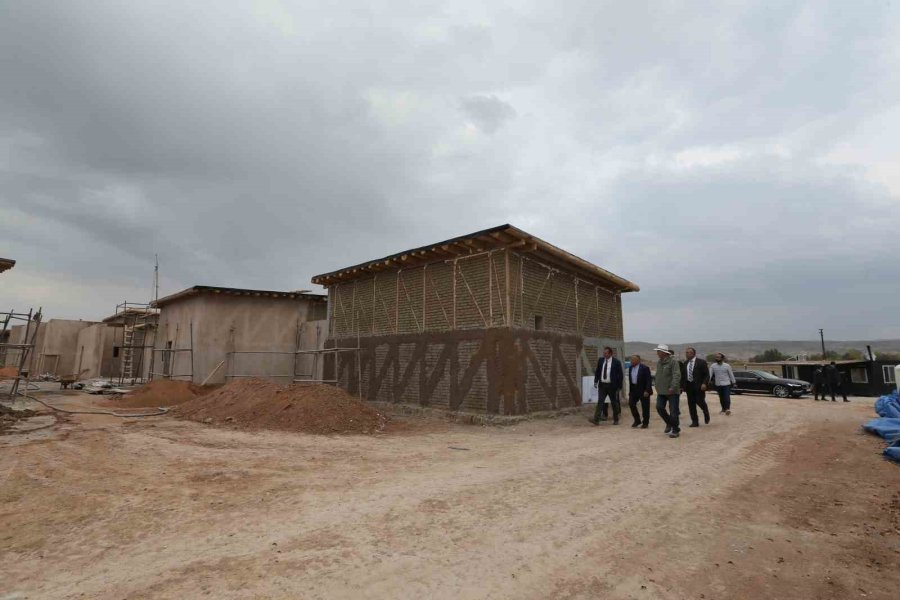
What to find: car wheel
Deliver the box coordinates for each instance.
[773,385,790,398]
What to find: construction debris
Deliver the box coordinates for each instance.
[106,379,212,408]
[175,378,386,435]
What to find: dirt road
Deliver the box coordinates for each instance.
[1,393,897,599]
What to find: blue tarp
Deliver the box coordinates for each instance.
[867,391,900,463]
[875,391,900,419]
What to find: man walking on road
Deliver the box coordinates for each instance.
[709,353,736,415]
[627,355,653,428]
[824,361,849,402]
[653,344,682,438]
[592,347,624,425]
[680,347,710,427]
[813,367,825,401]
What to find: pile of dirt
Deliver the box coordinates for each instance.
[0,366,19,379]
[174,378,386,435]
[107,379,213,408]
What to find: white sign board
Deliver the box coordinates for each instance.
[582,376,602,404]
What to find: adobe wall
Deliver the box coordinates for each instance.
[29,320,95,376]
[155,295,326,384]
[328,327,625,415]
[74,323,118,379]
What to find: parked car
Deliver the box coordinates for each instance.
[732,370,810,398]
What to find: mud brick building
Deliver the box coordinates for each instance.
[312,224,639,415]
[152,286,328,385]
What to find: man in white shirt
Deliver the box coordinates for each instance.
[591,347,623,425]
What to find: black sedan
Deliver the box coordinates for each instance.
[732,370,811,398]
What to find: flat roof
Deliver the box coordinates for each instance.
[310,224,640,292]
[0,258,15,273]
[101,307,160,324]
[152,285,327,308]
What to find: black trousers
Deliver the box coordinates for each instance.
[594,384,621,421]
[629,393,650,425]
[684,385,710,425]
[827,382,847,401]
[813,384,824,400]
[656,393,680,433]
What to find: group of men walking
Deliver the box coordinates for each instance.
[812,362,850,402]
[590,344,737,439]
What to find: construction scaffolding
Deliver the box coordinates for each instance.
[149,321,194,382]
[0,307,43,403]
[110,301,159,385]
[225,321,362,396]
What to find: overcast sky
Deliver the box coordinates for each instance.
[2,1,899,342]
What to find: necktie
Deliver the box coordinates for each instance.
[604,359,609,380]
[688,360,694,381]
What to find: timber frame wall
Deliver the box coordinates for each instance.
[328,250,623,340]
[324,249,627,415]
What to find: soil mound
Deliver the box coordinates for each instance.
[108,379,213,408]
[174,378,386,435]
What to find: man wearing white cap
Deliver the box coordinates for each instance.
[653,344,682,438]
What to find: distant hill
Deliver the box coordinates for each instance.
[625,340,900,362]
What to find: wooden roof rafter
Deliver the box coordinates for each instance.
[311,224,639,292]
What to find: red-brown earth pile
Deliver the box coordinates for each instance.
[107,379,213,408]
[174,378,385,435]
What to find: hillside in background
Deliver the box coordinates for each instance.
[625,340,900,362]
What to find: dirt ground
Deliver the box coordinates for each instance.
[1,392,897,600]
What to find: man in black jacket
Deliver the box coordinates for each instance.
[812,367,825,401]
[680,347,711,427]
[824,361,849,402]
[627,355,653,428]
[592,346,623,425]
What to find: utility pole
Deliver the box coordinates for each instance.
[819,328,826,359]
[153,254,159,304]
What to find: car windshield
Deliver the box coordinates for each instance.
[752,371,780,380]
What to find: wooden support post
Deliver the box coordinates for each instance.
[504,249,511,327]
[452,259,457,330]
[395,270,401,333]
[351,280,357,338]
[519,256,524,327]
[488,251,493,325]
[574,278,580,334]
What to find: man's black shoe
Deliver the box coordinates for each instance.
[589,419,599,426]
[641,423,649,429]
[613,419,619,425]
[631,422,641,428]
[689,423,699,428]
[704,414,710,424]
[664,426,672,434]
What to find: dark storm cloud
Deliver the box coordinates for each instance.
[1,0,898,341]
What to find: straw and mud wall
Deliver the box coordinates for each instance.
[328,250,623,340]
[325,249,625,414]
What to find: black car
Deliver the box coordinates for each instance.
[732,370,810,398]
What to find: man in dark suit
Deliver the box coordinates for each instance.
[680,347,711,427]
[591,346,623,425]
[824,361,849,402]
[627,354,653,428]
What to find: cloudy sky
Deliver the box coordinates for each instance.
[2,0,899,342]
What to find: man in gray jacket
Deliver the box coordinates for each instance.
[709,353,736,415]
[653,344,682,438]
